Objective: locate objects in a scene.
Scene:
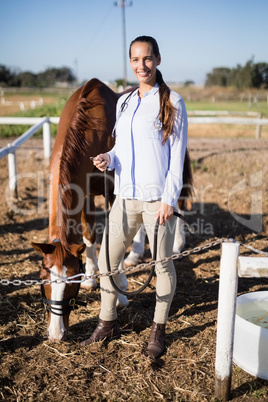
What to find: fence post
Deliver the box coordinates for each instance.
[7,146,18,198]
[215,240,240,401]
[255,113,262,139]
[43,119,51,166]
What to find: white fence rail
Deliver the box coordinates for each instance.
[187,113,268,139]
[0,117,59,196]
[187,111,261,117]
[0,113,268,197]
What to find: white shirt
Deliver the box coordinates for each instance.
[108,84,188,207]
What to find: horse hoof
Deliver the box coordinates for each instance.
[48,330,67,342]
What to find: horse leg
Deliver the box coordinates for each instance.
[124,223,146,268]
[81,237,99,289]
[173,210,186,253]
[113,259,129,308]
[80,201,99,290]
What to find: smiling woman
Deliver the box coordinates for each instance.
[129,40,161,92]
[82,35,191,359]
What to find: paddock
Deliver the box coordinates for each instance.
[0,133,268,401]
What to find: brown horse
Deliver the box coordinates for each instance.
[31,79,192,342]
[31,79,127,341]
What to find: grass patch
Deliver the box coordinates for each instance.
[0,102,66,138]
[185,101,268,117]
[0,87,267,139]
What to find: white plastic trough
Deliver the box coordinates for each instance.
[215,242,268,401]
[233,291,268,380]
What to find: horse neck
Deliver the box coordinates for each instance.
[49,79,121,246]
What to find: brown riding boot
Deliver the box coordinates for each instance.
[80,319,120,346]
[147,321,166,359]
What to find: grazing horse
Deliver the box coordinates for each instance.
[31,78,192,342]
[32,79,129,341]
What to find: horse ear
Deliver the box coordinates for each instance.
[70,243,86,257]
[31,242,56,255]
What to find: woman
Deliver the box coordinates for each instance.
[81,35,188,359]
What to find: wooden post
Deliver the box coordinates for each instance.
[7,146,18,198]
[215,240,240,401]
[255,113,262,139]
[43,120,51,165]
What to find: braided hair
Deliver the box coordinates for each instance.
[129,35,176,144]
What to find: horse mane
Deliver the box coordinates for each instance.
[58,79,107,252]
[52,242,65,268]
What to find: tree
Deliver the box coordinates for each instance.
[115,78,136,88]
[56,67,76,83]
[0,64,77,88]
[184,80,195,87]
[236,58,254,89]
[0,65,14,86]
[251,63,268,88]
[205,68,231,87]
[205,58,268,89]
[15,71,37,87]
[35,67,76,87]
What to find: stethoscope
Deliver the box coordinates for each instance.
[112,87,163,137]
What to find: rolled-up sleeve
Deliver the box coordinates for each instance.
[107,146,116,171]
[161,98,188,206]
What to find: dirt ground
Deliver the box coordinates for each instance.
[0,132,268,401]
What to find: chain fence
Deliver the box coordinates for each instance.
[240,243,268,256]
[1,236,267,288]
[1,237,228,287]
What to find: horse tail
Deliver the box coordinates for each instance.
[179,148,193,210]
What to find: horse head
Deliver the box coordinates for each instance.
[32,241,86,342]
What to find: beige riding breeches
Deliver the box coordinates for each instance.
[98,196,177,324]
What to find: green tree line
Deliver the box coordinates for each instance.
[1,59,268,89]
[205,58,268,89]
[0,65,76,88]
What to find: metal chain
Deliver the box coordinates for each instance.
[1,237,266,288]
[241,242,268,256]
[0,237,226,287]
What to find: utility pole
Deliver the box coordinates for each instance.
[74,58,78,83]
[114,0,132,89]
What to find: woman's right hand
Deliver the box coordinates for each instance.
[91,153,110,172]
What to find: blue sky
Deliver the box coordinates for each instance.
[1,0,267,85]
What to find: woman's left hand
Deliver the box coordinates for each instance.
[156,203,173,225]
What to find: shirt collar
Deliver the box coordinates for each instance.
[133,83,159,98]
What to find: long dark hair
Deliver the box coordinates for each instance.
[129,35,176,144]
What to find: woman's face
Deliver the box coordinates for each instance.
[129,41,161,87]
